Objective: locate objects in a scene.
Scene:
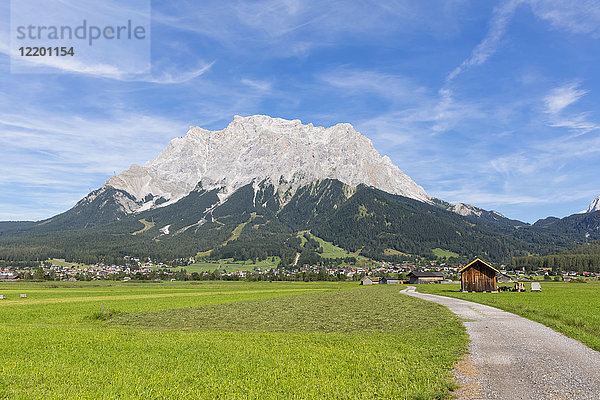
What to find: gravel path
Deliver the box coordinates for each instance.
[402,286,600,399]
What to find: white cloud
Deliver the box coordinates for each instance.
[320,71,473,151]
[435,187,596,206]
[0,107,191,220]
[447,0,525,83]
[488,151,565,180]
[446,0,600,84]
[319,68,427,106]
[241,78,273,93]
[548,114,600,134]
[544,83,588,114]
[318,68,485,154]
[542,83,600,135]
[0,110,186,185]
[152,0,468,57]
[528,0,600,37]
[147,62,215,84]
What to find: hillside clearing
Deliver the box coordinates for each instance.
[432,248,459,259]
[299,231,370,260]
[131,218,155,235]
[194,217,255,259]
[45,258,86,268]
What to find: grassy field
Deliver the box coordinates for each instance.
[0,281,467,399]
[300,231,372,263]
[431,248,459,259]
[383,248,408,257]
[417,281,600,352]
[309,234,353,258]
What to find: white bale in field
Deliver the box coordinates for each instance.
[20,294,27,298]
[531,282,542,292]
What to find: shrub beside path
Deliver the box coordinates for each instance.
[402,286,600,399]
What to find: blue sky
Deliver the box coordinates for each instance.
[1,0,600,223]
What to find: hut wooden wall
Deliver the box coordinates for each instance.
[461,262,497,292]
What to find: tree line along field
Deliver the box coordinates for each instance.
[0,281,467,399]
[417,282,600,352]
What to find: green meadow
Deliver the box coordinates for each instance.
[418,281,600,352]
[0,281,467,399]
[431,248,459,259]
[298,232,356,259]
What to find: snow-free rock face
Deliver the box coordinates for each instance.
[586,195,600,213]
[449,202,526,227]
[452,203,484,217]
[452,202,505,218]
[104,115,430,213]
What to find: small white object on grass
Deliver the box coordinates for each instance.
[531,282,542,292]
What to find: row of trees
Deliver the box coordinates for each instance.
[512,254,600,273]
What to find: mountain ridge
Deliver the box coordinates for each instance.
[104,115,431,214]
[2,116,600,266]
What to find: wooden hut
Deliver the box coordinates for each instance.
[459,258,499,292]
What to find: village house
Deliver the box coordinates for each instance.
[0,273,18,281]
[408,271,444,284]
[360,276,381,285]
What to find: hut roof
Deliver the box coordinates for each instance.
[459,258,499,274]
[409,271,444,278]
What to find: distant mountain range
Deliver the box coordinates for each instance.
[1,115,599,264]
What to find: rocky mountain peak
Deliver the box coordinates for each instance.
[104,115,430,213]
[586,195,600,213]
